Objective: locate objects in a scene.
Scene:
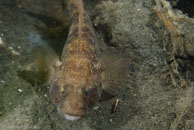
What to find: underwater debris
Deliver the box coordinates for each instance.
[0,36,4,47]
[155,0,194,59]
[111,98,120,113]
[156,0,194,23]
[170,87,194,130]
[167,0,194,18]
[154,0,194,88]
[0,38,20,56]
[154,8,184,60]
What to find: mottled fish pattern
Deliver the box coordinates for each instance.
[50,0,102,120]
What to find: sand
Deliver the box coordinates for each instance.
[0,0,193,129]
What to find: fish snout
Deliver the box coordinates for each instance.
[58,99,86,121]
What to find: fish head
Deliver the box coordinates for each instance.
[50,62,102,120]
[58,89,86,121]
[50,80,85,120]
[50,79,102,120]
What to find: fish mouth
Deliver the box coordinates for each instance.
[63,114,82,121]
[58,107,85,121]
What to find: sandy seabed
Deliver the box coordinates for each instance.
[0,0,194,130]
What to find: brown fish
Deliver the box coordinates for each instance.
[18,0,129,121]
[49,0,102,120]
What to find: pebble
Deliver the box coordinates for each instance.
[93,106,99,110]
[8,46,20,56]
[11,50,20,56]
[8,46,13,50]
[0,37,4,46]
[0,80,5,83]
[18,89,22,92]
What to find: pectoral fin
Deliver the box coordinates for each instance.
[17,45,60,85]
[32,45,61,83]
[100,51,130,97]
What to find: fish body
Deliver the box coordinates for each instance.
[50,0,102,120]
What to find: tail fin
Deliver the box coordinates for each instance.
[66,0,85,37]
[67,0,84,13]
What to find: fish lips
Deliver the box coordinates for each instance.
[57,99,86,121]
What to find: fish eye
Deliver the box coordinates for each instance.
[84,90,89,96]
[82,88,89,96]
[83,88,96,97]
[60,87,65,96]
